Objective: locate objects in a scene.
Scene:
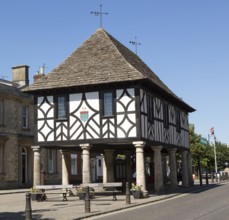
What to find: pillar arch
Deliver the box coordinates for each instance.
[181,150,189,187]
[60,150,69,185]
[32,146,41,187]
[80,144,91,184]
[168,148,177,188]
[152,146,163,193]
[133,141,147,194]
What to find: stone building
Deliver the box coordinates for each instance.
[24,28,195,194]
[0,65,35,189]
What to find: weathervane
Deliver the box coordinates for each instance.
[129,36,141,55]
[91,4,108,28]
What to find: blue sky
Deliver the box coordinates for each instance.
[1,1,229,144]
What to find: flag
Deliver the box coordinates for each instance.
[209,127,214,135]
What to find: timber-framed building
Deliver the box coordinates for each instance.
[24,28,195,194]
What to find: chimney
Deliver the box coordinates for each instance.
[12,65,29,87]
[33,65,45,82]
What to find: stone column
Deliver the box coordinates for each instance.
[125,151,132,184]
[101,154,107,183]
[60,150,69,185]
[32,146,41,187]
[104,149,115,182]
[152,146,163,193]
[168,148,177,188]
[187,152,194,186]
[181,150,189,187]
[80,144,91,184]
[133,141,147,196]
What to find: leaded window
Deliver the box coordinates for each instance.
[103,91,114,116]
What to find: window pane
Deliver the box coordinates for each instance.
[71,154,77,175]
[57,96,67,119]
[48,149,54,173]
[22,106,29,128]
[104,92,113,116]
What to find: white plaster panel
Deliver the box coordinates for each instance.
[117,128,125,138]
[87,120,99,138]
[85,92,99,111]
[128,126,137,137]
[69,120,81,138]
[37,133,44,142]
[47,132,54,141]
[72,125,84,140]
[86,127,98,139]
[37,120,45,131]
[128,113,136,124]
[109,122,115,134]
[117,114,125,125]
[127,100,135,111]
[116,102,125,112]
[69,93,82,112]
[37,109,44,119]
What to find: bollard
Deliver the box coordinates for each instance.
[205,172,209,185]
[85,186,90,213]
[25,193,32,220]
[126,182,131,204]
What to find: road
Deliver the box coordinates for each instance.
[89,183,229,220]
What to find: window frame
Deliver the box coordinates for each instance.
[101,91,114,117]
[22,105,29,129]
[55,95,68,120]
[47,149,56,174]
[71,154,78,175]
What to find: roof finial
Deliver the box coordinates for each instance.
[129,36,141,55]
[91,4,108,28]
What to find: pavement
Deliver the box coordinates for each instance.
[0,180,223,220]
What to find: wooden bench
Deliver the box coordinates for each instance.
[78,182,122,201]
[32,185,73,202]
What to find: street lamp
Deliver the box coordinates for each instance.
[209,127,217,174]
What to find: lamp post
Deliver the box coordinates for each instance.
[213,135,217,174]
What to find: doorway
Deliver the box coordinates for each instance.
[21,148,27,184]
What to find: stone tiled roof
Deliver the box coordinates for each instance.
[23,28,194,111]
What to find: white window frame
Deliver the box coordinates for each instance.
[71,154,77,175]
